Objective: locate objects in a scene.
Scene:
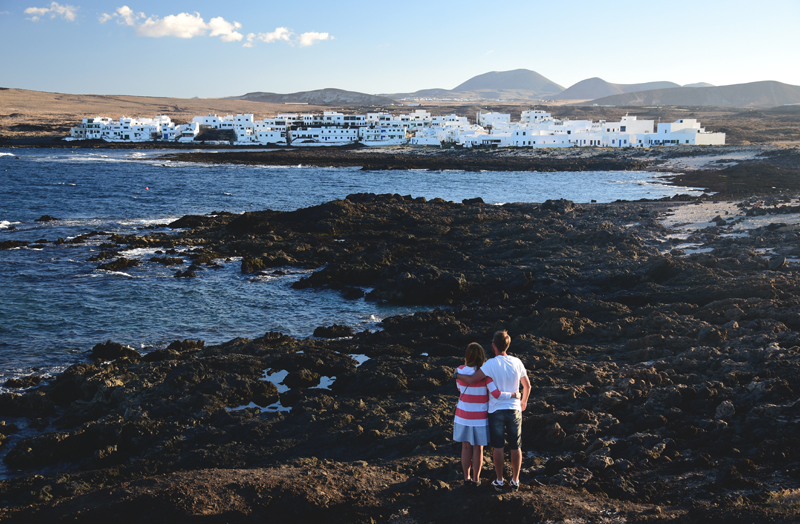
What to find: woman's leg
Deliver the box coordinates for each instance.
[472,444,483,482]
[461,442,473,480]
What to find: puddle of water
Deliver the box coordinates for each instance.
[349,354,370,367]
[227,400,292,413]
[311,376,335,390]
[261,369,289,393]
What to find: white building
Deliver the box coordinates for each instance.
[67,110,724,149]
[70,115,172,142]
[360,124,408,146]
[477,111,511,129]
[649,118,726,146]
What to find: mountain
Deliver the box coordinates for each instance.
[584,81,800,108]
[385,69,564,100]
[683,82,714,88]
[232,88,397,106]
[552,78,680,100]
[451,69,564,96]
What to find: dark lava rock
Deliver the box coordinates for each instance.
[0,240,29,250]
[97,258,140,271]
[0,421,19,435]
[34,215,59,222]
[313,324,354,338]
[89,340,141,362]
[8,186,800,521]
[142,340,203,362]
[167,339,204,352]
[341,285,365,300]
[541,199,577,214]
[149,256,184,266]
[88,251,117,262]
[462,197,485,205]
[283,369,321,388]
[3,375,44,389]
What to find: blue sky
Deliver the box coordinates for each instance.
[2,0,799,98]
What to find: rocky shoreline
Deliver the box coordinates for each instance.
[163,145,800,199]
[2,183,800,522]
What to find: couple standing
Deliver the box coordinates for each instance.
[454,330,531,492]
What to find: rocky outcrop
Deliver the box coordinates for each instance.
[313,324,354,339]
[96,258,139,271]
[3,194,800,522]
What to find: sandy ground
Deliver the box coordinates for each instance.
[657,197,800,267]
[657,149,764,171]
[660,197,800,232]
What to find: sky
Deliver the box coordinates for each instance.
[1,0,799,98]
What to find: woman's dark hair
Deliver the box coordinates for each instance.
[465,342,486,369]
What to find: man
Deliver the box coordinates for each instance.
[456,330,530,492]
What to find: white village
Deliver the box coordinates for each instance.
[67,109,726,148]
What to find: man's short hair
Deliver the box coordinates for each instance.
[493,330,511,353]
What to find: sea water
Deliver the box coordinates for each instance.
[0,148,704,383]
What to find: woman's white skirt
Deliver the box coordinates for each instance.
[453,422,489,446]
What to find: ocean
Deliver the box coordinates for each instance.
[0,148,704,385]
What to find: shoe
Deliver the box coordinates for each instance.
[510,480,519,492]
[492,479,505,492]
[463,478,474,486]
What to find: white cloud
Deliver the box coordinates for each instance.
[243,27,332,47]
[208,16,243,42]
[137,12,207,38]
[25,2,77,22]
[252,27,293,44]
[99,5,141,25]
[298,31,331,47]
[99,6,242,42]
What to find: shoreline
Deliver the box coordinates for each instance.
[2,193,800,522]
[4,140,800,201]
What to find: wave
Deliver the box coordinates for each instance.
[0,152,16,158]
[0,221,20,229]
[97,270,135,278]
[117,217,180,227]
[117,247,161,258]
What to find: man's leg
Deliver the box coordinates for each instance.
[488,411,506,483]
[510,448,522,482]
[493,447,505,481]
[509,409,523,483]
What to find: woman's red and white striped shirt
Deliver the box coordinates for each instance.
[454,365,511,427]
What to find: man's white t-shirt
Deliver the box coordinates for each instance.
[480,354,526,413]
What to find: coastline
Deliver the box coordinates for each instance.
[159,144,800,200]
[5,138,797,201]
[2,192,800,522]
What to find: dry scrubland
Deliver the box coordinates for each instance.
[2,88,800,146]
[0,88,330,141]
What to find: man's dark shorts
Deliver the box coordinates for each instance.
[488,409,522,450]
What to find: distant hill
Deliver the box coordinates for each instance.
[552,77,680,100]
[386,69,564,100]
[232,88,397,106]
[585,81,800,108]
[451,69,564,96]
[683,82,714,88]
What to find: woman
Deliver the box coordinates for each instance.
[454,342,519,485]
